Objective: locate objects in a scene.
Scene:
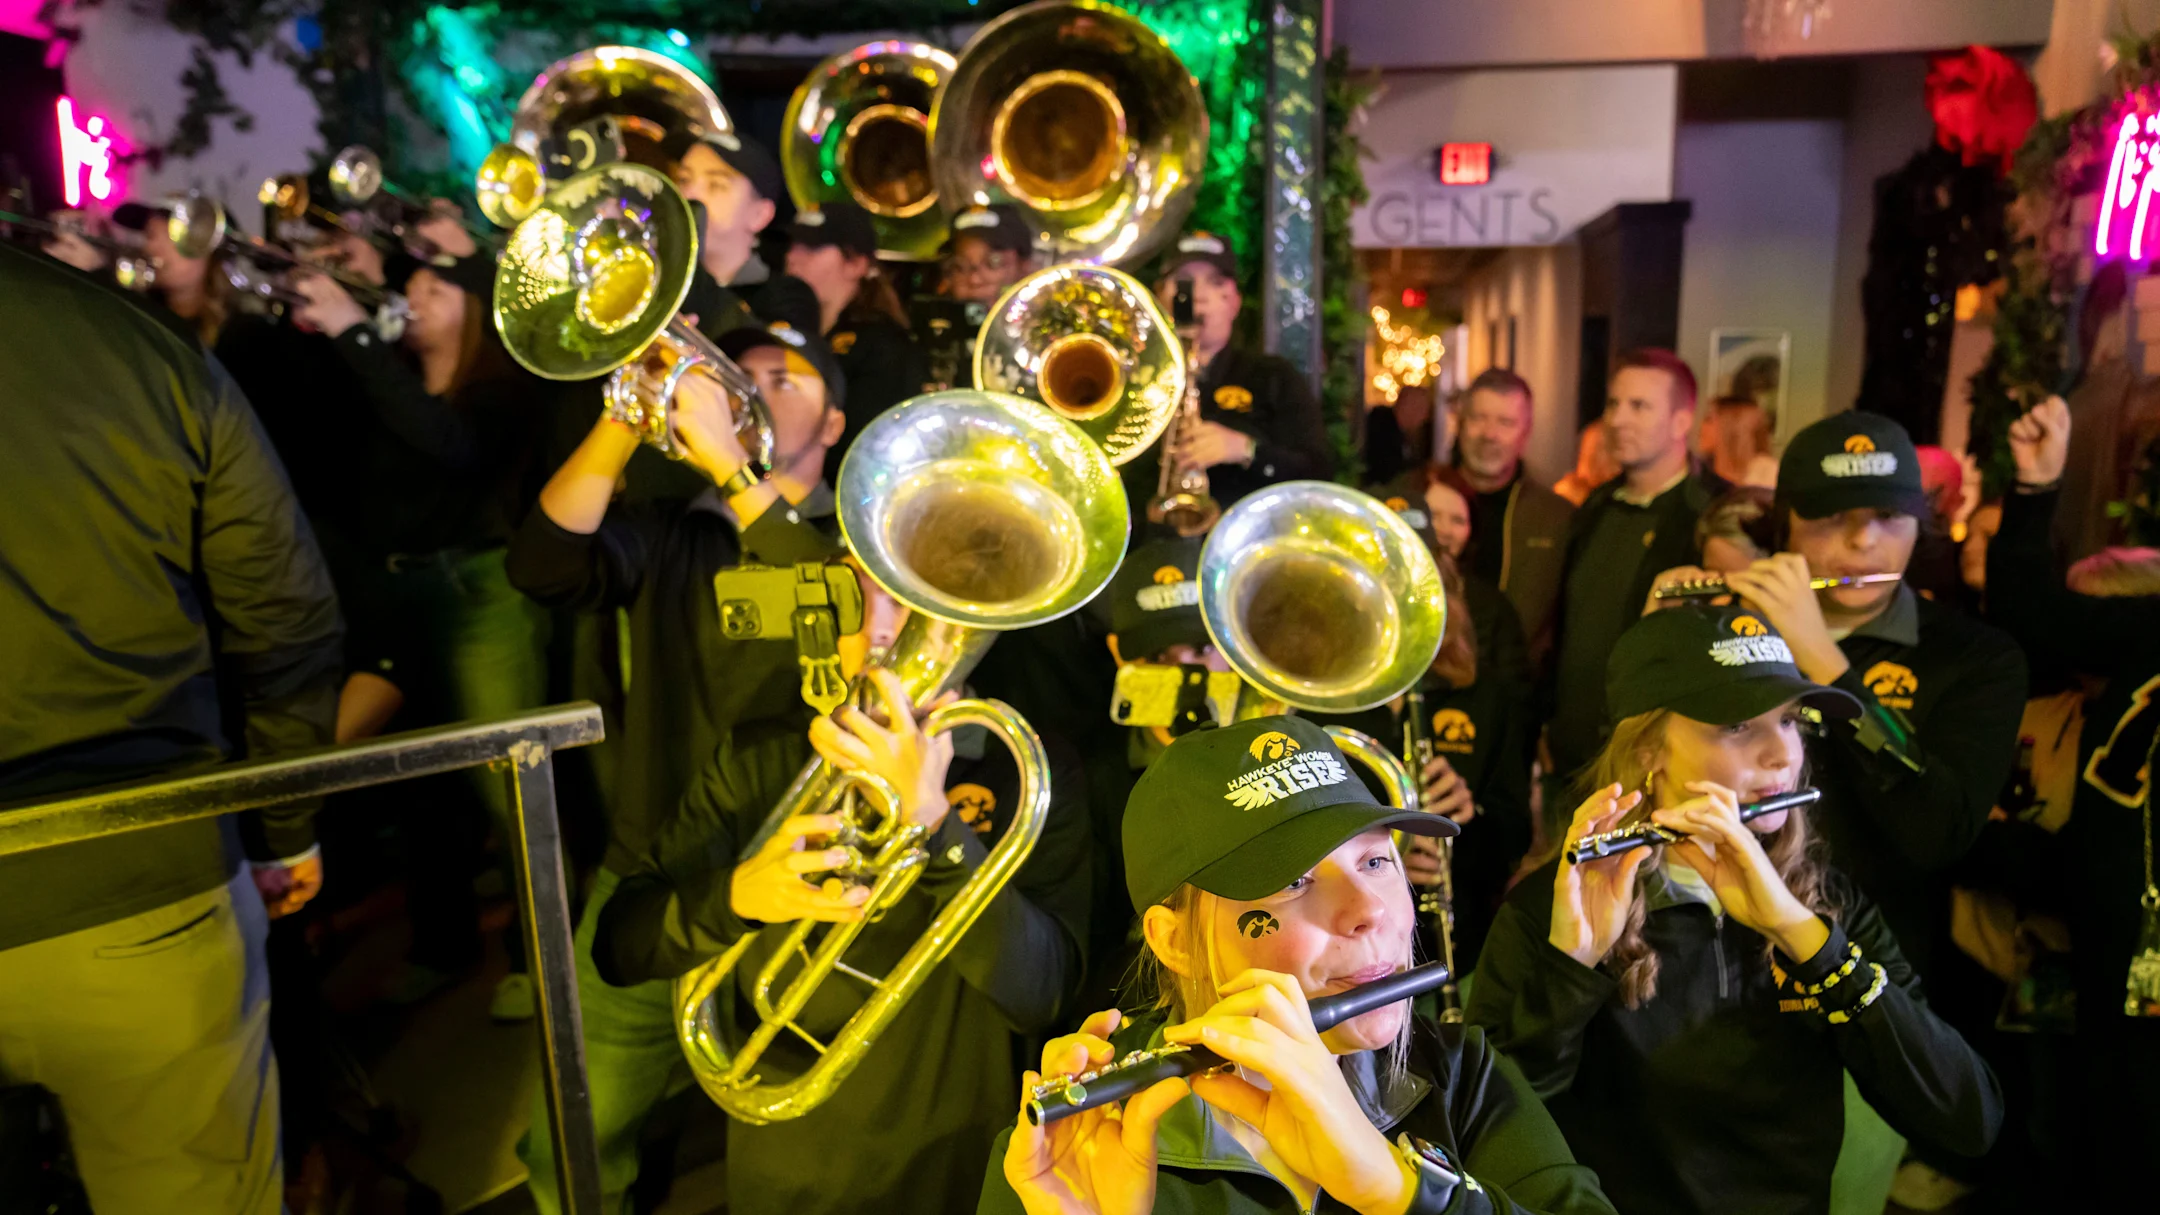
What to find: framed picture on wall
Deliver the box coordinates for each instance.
[1708,328,1790,432]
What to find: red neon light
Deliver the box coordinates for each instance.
[57,97,117,207]
[2095,110,2160,260]
[1437,142,1493,187]
[1400,286,1428,309]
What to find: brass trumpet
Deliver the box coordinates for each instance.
[167,192,400,308]
[0,208,157,291]
[973,263,1182,465]
[493,162,772,466]
[782,40,956,261]
[674,390,1131,1124]
[930,0,1208,266]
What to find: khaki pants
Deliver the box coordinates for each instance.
[0,871,281,1215]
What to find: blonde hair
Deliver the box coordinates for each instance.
[1552,709,1837,1009]
[1128,867,1417,1085]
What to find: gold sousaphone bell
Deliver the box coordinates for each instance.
[493,161,772,465]
[477,47,733,229]
[973,263,1182,465]
[781,40,957,261]
[931,0,1208,266]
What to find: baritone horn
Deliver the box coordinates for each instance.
[782,41,956,260]
[476,46,733,228]
[930,0,1207,266]
[493,162,772,466]
[974,263,1182,464]
[674,390,1131,1124]
[1199,480,1447,843]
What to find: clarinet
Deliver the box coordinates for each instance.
[1025,962,1454,1125]
[1564,788,1822,863]
[1403,688,1463,1023]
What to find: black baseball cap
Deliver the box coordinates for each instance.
[718,320,848,409]
[946,204,1032,255]
[1777,411,1929,521]
[789,202,879,259]
[1607,605,1860,727]
[402,249,497,300]
[1109,536,1209,660]
[1162,230,1238,281]
[111,198,178,232]
[663,128,785,203]
[1122,715,1454,911]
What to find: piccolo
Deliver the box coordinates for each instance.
[1564,788,1822,864]
[1024,962,1453,1126]
[1653,572,1902,600]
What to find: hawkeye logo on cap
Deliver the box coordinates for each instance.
[1135,566,1200,611]
[1708,615,1795,667]
[1179,233,1227,255]
[1226,733,1351,810]
[1864,661,1919,710]
[768,323,806,347]
[1214,385,1255,412]
[954,208,1000,230]
[798,210,827,227]
[1821,432,1898,478]
[1433,708,1476,755]
[712,131,742,151]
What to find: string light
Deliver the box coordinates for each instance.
[1368,304,1444,403]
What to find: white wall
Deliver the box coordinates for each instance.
[1336,0,2056,70]
[1674,119,1846,447]
[59,5,320,235]
[1459,243,1584,486]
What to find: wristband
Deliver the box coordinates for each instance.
[2012,478,2061,495]
[718,463,763,498]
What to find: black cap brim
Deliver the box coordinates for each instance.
[111,203,163,232]
[1660,672,1861,727]
[1785,483,1930,522]
[1186,803,1457,903]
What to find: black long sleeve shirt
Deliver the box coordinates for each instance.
[504,489,842,874]
[1469,862,2002,1215]
[0,245,343,948]
[1119,345,1335,532]
[596,716,1092,1215]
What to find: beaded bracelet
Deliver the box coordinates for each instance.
[1799,941,1863,997]
[1824,963,1888,1025]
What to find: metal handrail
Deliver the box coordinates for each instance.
[0,703,608,1214]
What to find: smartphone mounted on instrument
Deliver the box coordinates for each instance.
[1110,664,1242,734]
[1172,277,1196,334]
[712,562,865,714]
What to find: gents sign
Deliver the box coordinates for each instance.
[1354,65,1676,249]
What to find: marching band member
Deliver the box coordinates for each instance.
[665,129,822,340]
[505,323,852,1213]
[780,201,930,474]
[591,597,1093,1215]
[942,203,1037,304]
[1122,233,1334,528]
[1650,413,2027,977]
[1467,606,2002,1215]
[987,716,1615,1215]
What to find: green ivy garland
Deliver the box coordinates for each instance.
[1319,44,1371,482]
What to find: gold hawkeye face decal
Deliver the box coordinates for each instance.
[1248,731,1302,761]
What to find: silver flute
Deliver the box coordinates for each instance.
[1654,572,1902,600]
[1564,788,1822,864]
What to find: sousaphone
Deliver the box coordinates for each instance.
[782,41,957,260]
[973,263,1182,465]
[930,0,1207,266]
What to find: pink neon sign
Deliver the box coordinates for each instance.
[57,97,117,207]
[2096,110,2160,260]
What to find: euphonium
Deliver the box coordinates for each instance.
[930,0,1207,266]
[782,41,956,261]
[674,390,1130,1124]
[476,46,732,228]
[1197,481,1448,830]
[974,263,1182,465]
[492,162,772,467]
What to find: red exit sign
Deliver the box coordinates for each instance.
[1437,142,1493,186]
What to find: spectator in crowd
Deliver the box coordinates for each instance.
[1450,368,1575,665]
[1699,394,1778,488]
[1552,421,1618,507]
[1547,350,1715,786]
[1363,381,1442,484]
[1696,485,1779,574]
[0,243,343,1214]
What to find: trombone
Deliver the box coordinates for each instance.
[493,161,773,467]
[973,263,1182,465]
[782,40,956,261]
[0,208,158,291]
[673,390,1131,1123]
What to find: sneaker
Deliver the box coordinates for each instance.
[490,972,536,1022]
[1890,1160,1975,1212]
